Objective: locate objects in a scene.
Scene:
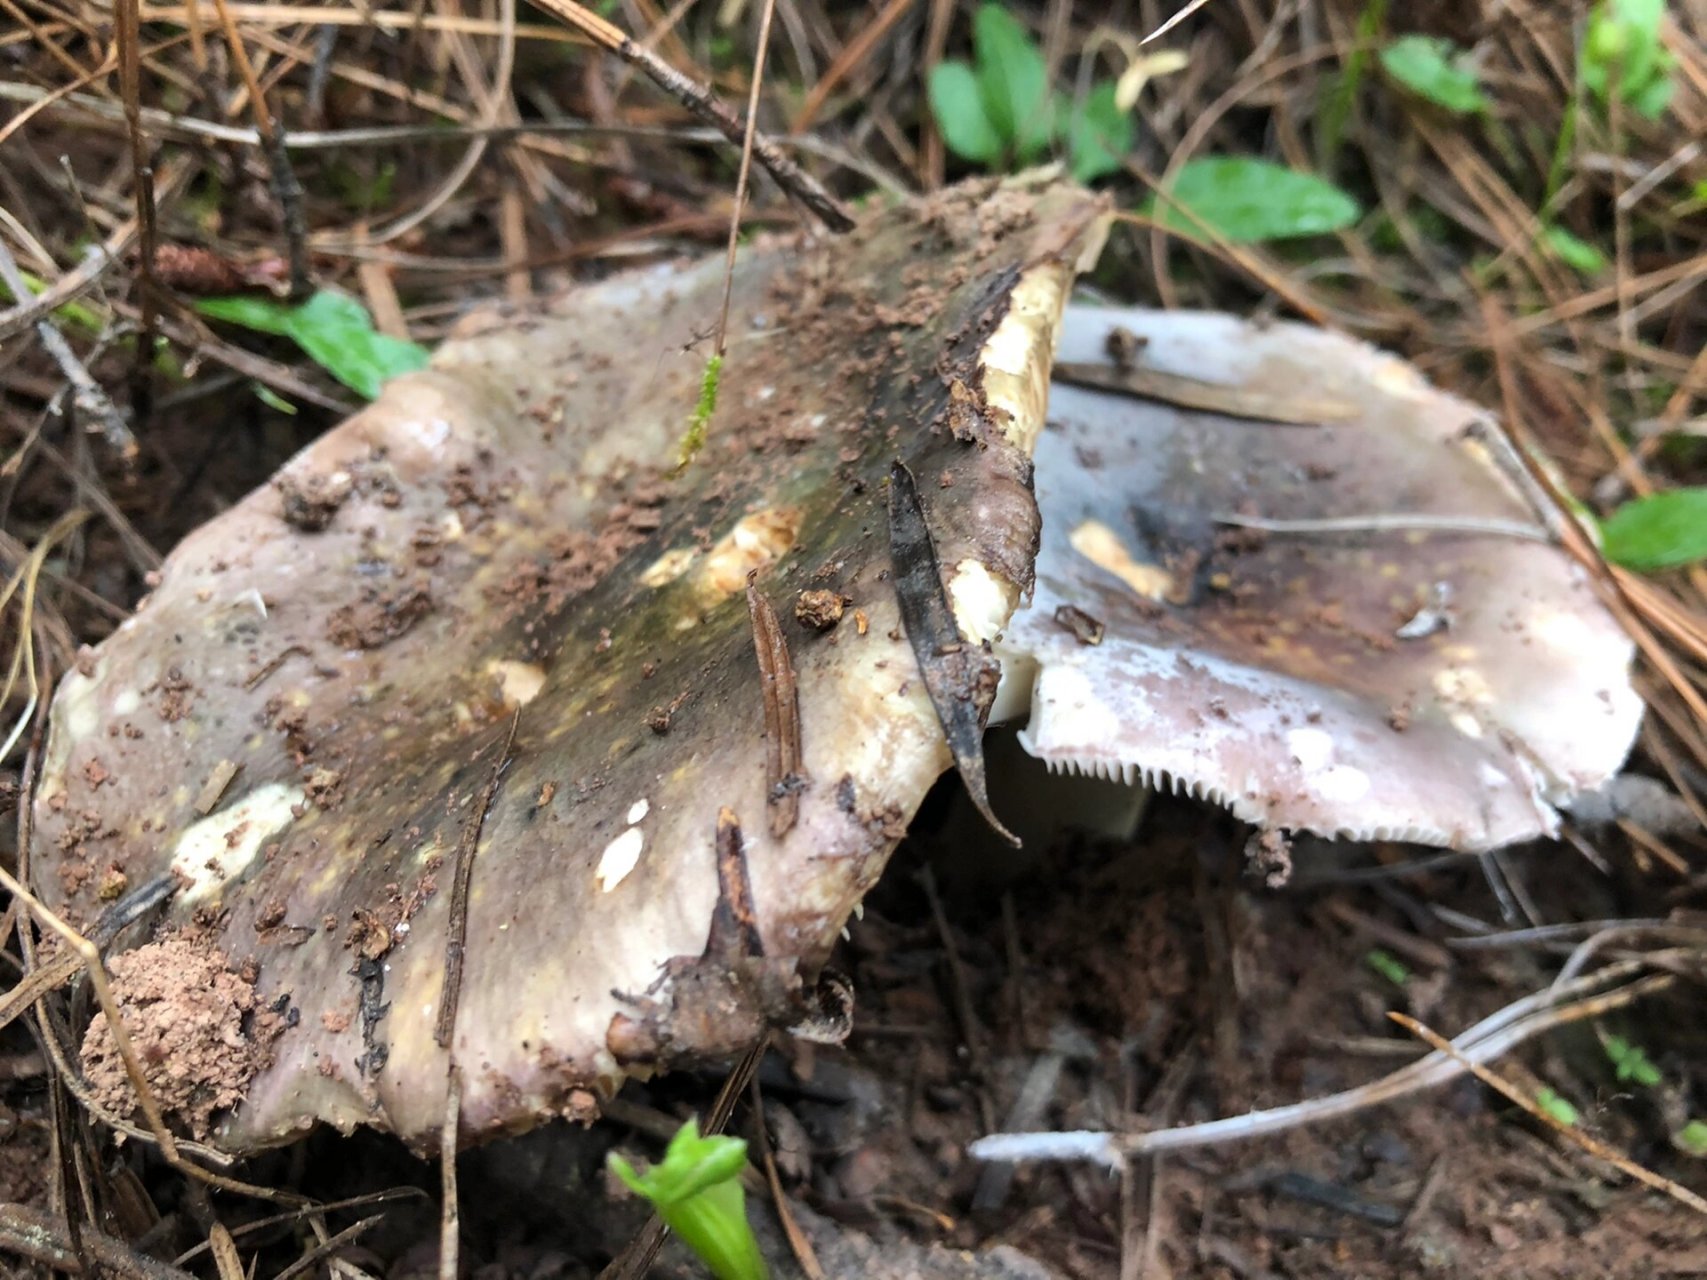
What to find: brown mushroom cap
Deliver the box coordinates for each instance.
[999,305,1640,850]
[34,177,1109,1152]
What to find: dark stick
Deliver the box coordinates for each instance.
[528,0,855,233]
[435,711,520,1048]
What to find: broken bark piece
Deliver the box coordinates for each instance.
[1000,306,1641,850]
[37,175,1109,1151]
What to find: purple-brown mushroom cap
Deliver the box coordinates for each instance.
[33,177,1110,1152]
[999,305,1641,850]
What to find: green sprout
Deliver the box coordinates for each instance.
[1364,948,1410,987]
[675,353,723,473]
[1674,1120,1707,1157]
[1602,1033,1662,1087]
[608,1119,768,1280]
[1534,1086,1581,1127]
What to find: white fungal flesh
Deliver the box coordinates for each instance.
[169,783,305,905]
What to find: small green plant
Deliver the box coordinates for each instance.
[1364,948,1410,986]
[928,4,1143,182]
[196,290,429,400]
[1540,225,1609,275]
[1581,0,1675,120]
[675,353,723,472]
[1603,1033,1663,1087]
[1379,35,1488,115]
[1674,1119,1707,1156]
[1534,1086,1581,1126]
[608,1119,768,1280]
[1147,156,1362,243]
[1598,488,1707,572]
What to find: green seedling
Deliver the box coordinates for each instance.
[1364,948,1410,986]
[1582,0,1675,120]
[1534,1086,1581,1127]
[1380,35,1488,115]
[1146,156,1361,244]
[1599,488,1707,572]
[196,289,429,400]
[608,1119,768,1280]
[927,4,1149,182]
[1540,225,1609,275]
[1602,1033,1662,1087]
[1674,1120,1707,1157]
[675,353,723,473]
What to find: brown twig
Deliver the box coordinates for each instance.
[714,0,780,357]
[1391,1012,1707,1216]
[526,0,854,232]
[207,0,312,297]
[436,710,520,1048]
[746,576,804,838]
[114,0,161,422]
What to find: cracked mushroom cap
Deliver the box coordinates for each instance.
[998,305,1641,850]
[33,176,1110,1153]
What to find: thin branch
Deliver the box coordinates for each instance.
[969,964,1672,1167]
[526,0,854,232]
[715,0,779,356]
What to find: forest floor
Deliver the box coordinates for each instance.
[2,1,1706,1277]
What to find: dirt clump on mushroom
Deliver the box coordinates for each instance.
[79,935,286,1140]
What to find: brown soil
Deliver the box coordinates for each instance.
[79,934,286,1141]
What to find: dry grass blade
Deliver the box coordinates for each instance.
[0,1202,197,1279]
[1390,1012,1707,1216]
[0,508,89,764]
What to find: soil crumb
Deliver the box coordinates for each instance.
[79,935,285,1140]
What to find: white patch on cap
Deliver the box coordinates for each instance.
[489,659,547,707]
[1285,727,1335,773]
[170,783,304,905]
[640,546,697,588]
[595,826,645,892]
[1315,765,1371,805]
[626,798,650,825]
[1068,520,1172,601]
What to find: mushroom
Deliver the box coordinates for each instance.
[32,175,1110,1151]
[997,305,1642,850]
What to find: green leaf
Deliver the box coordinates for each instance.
[252,383,298,415]
[1674,1120,1707,1157]
[972,4,1051,159]
[1364,949,1410,986]
[194,293,297,335]
[1600,488,1707,571]
[1534,1087,1580,1127]
[1380,36,1487,114]
[1066,82,1134,182]
[1152,157,1361,243]
[1582,0,1675,120]
[197,290,429,400]
[1540,225,1608,274]
[1603,1034,1663,1087]
[929,61,1005,164]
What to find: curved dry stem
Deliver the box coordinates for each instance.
[970,962,1674,1167]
